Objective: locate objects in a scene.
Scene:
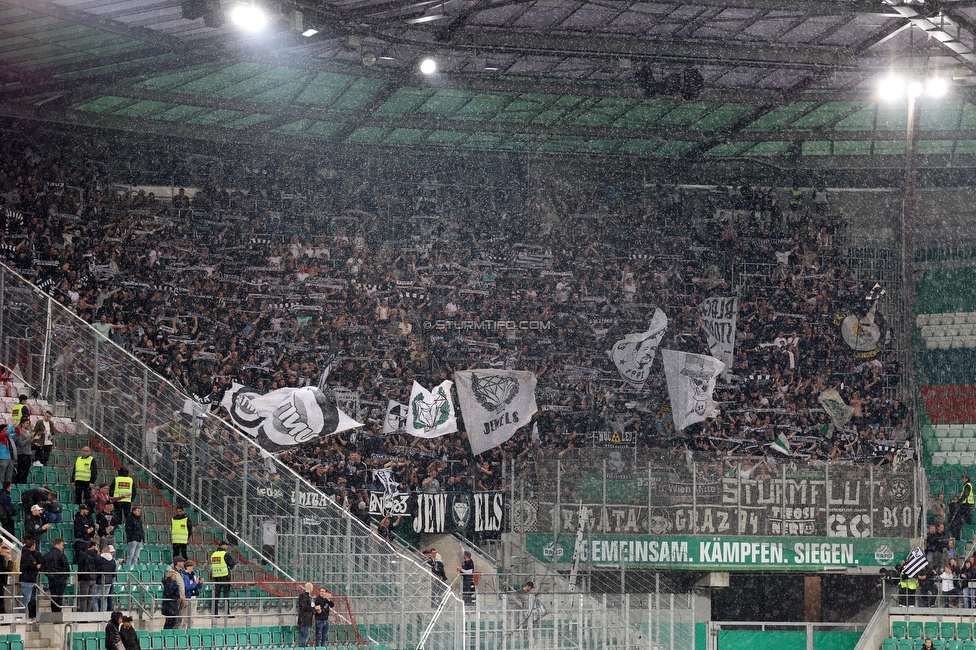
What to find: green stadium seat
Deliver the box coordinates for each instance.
[910,623,925,639]
[902,640,918,650]
[964,641,976,650]
[943,623,957,640]
[935,641,948,650]
[927,623,941,640]
[895,622,909,639]
[960,624,974,641]
[886,640,901,650]
[950,641,964,650]
[10,641,23,650]
[85,638,99,650]
[200,633,213,648]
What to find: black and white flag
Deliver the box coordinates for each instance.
[455,370,538,456]
[221,384,362,452]
[383,400,408,435]
[699,296,737,377]
[372,468,399,496]
[609,308,668,388]
[662,349,725,431]
[903,547,930,578]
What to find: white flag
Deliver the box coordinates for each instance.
[818,388,854,433]
[221,383,362,452]
[609,308,668,387]
[661,349,725,431]
[405,380,458,438]
[383,400,408,435]
[372,468,399,495]
[699,296,737,376]
[455,370,538,456]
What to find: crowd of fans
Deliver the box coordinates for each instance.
[0,123,911,499]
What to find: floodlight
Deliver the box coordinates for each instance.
[907,80,924,98]
[926,77,948,98]
[420,58,437,75]
[878,75,905,101]
[231,4,267,31]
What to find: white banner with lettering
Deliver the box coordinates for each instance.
[455,370,538,456]
[699,296,737,377]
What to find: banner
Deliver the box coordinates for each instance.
[455,370,538,456]
[662,349,724,430]
[405,380,458,438]
[383,400,407,435]
[372,468,399,495]
[818,388,854,432]
[525,534,910,571]
[699,297,737,376]
[367,491,505,538]
[609,309,668,387]
[221,383,362,452]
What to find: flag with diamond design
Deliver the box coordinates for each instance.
[405,380,458,438]
[455,370,538,456]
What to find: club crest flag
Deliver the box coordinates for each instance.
[699,296,737,376]
[661,349,725,431]
[406,380,458,438]
[372,468,399,496]
[818,388,854,433]
[836,300,882,359]
[610,308,668,387]
[221,383,362,452]
[383,400,408,435]
[455,370,538,456]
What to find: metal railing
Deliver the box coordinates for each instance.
[0,263,465,650]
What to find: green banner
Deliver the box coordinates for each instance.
[524,534,911,570]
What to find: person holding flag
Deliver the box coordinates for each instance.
[900,547,930,607]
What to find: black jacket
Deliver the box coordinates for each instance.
[125,512,144,543]
[74,512,95,541]
[97,554,116,586]
[41,547,71,585]
[19,548,42,583]
[78,548,100,582]
[120,625,139,650]
[314,594,335,622]
[96,509,121,538]
[298,591,315,627]
[104,621,122,650]
[24,514,47,542]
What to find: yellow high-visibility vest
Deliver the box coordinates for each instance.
[171,517,189,545]
[113,476,133,503]
[74,456,94,482]
[211,550,228,578]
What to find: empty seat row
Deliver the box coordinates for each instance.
[892,621,975,640]
[931,451,976,466]
[919,313,976,327]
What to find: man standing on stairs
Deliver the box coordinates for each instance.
[112,467,135,520]
[170,506,193,563]
[13,417,32,484]
[961,475,974,529]
[42,537,70,613]
[73,446,98,506]
[210,539,236,617]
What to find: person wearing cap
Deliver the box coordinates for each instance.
[112,467,135,520]
[73,446,98,506]
[961,475,974,527]
[76,539,99,612]
[96,501,121,548]
[32,410,55,468]
[73,503,95,565]
[171,506,193,564]
[210,540,236,616]
[41,537,70,613]
[458,543,476,606]
[94,544,117,613]
[24,503,50,543]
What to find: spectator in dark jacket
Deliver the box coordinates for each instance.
[120,616,139,650]
[77,540,99,612]
[298,582,315,647]
[20,487,51,521]
[94,545,117,613]
[73,504,95,565]
[19,538,42,622]
[105,610,124,650]
[96,502,121,546]
[0,544,12,614]
[125,506,145,568]
[0,481,14,534]
[24,504,50,542]
[41,537,71,613]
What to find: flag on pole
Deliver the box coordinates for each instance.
[221,383,362,452]
[661,349,725,431]
[903,547,930,578]
[609,309,668,388]
[405,380,458,438]
[770,433,791,456]
[382,400,408,435]
[455,370,538,456]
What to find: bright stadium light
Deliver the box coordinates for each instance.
[926,77,948,98]
[878,75,905,101]
[231,4,267,31]
[420,58,437,75]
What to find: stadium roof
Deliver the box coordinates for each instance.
[3,0,976,176]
